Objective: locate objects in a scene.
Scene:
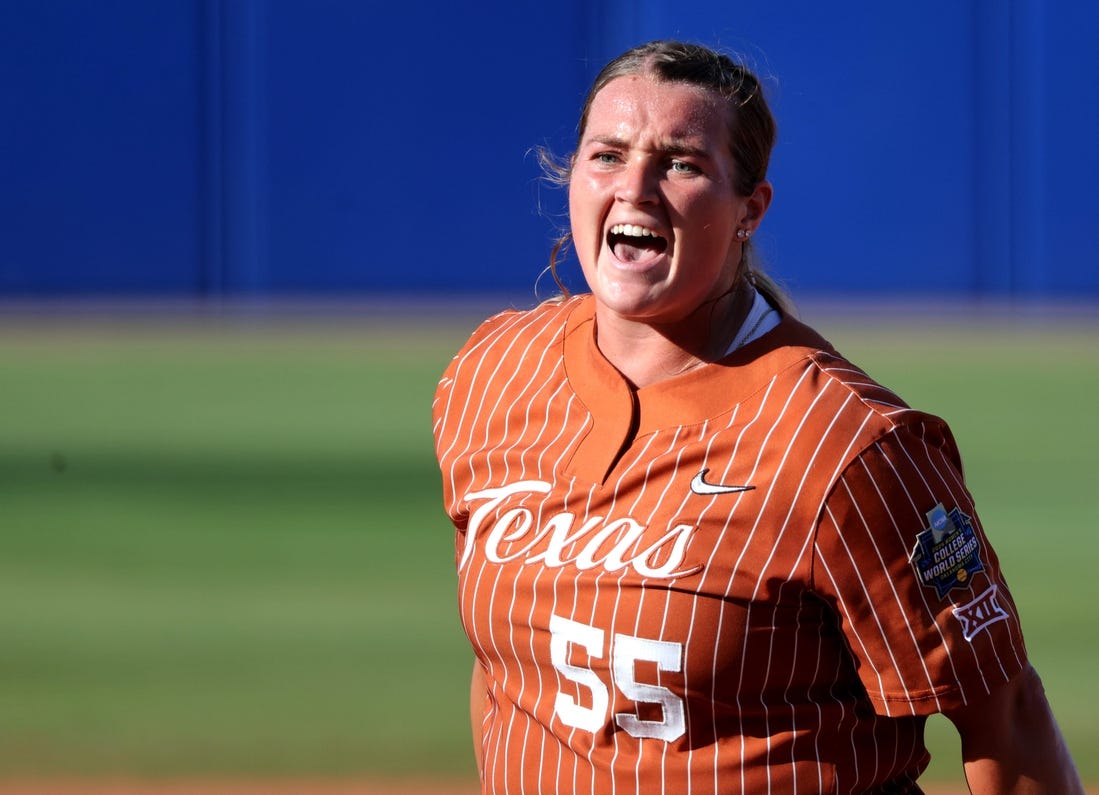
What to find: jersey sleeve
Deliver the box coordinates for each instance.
[811,416,1029,717]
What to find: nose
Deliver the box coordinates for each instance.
[614,157,658,205]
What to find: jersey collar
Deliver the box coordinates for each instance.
[561,295,833,483]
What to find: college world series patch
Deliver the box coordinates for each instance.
[910,502,984,599]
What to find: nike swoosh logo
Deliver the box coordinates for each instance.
[690,469,755,496]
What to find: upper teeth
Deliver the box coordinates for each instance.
[611,224,660,238]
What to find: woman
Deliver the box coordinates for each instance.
[432,40,1082,793]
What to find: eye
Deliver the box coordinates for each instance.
[595,151,622,165]
[670,160,701,175]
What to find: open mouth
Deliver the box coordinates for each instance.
[607,224,668,263]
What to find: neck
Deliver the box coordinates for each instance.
[594,281,755,389]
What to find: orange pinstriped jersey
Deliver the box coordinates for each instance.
[432,295,1027,794]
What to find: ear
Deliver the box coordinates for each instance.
[739,180,773,229]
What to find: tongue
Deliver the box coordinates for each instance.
[614,239,661,263]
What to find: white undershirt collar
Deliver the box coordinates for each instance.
[724,288,780,356]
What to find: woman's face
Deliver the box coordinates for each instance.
[569,75,769,326]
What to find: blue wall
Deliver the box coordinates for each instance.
[2,0,1096,302]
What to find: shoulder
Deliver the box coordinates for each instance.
[810,349,914,424]
[464,295,581,353]
[448,296,583,372]
[764,316,961,469]
[776,315,919,426]
[434,295,586,403]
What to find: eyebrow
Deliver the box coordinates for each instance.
[583,134,712,160]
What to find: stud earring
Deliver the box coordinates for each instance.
[736,228,752,240]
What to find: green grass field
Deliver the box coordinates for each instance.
[1,303,1095,785]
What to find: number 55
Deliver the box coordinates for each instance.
[548,614,686,742]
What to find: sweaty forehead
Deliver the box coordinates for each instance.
[585,75,726,145]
